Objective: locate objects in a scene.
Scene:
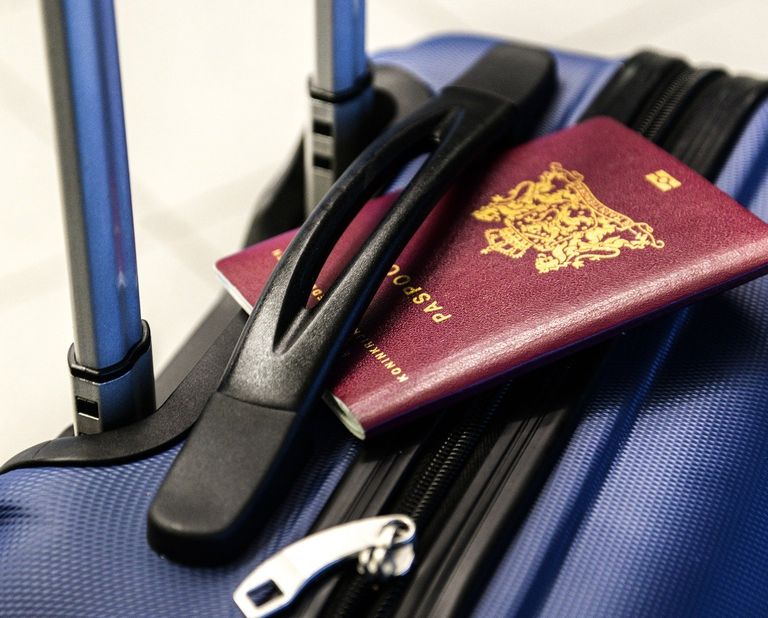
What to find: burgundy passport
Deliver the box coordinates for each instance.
[217,118,768,438]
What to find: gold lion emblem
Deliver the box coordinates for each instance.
[471,162,665,273]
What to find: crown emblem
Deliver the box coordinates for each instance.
[471,162,665,274]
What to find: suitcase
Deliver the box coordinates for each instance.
[2,2,768,617]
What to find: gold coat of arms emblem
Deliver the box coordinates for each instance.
[471,162,665,273]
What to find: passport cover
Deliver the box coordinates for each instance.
[216,118,768,438]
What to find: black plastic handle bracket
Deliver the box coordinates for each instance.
[147,393,301,564]
[148,43,556,564]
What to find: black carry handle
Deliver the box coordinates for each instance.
[148,43,556,564]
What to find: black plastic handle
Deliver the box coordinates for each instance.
[148,43,556,564]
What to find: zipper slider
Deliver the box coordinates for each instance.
[233,515,417,617]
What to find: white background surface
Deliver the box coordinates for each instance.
[2,0,767,462]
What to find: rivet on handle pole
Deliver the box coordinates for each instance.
[42,0,155,434]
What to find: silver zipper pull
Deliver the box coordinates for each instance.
[233,515,416,618]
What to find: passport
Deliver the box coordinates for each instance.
[216,118,768,438]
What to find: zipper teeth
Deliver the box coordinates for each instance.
[322,385,511,618]
[392,382,510,524]
[400,415,492,522]
[633,67,696,140]
[670,82,730,172]
[376,415,544,618]
[667,76,764,178]
[687,100,734,168]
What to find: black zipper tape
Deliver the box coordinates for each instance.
[319,385,514,618]
[393,350,605,618]
[581,51,689,126]
[632,67,721,144]
[663,74,768,179]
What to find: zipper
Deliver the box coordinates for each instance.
[582,50,723,148]
[585,50,767,180]
[662,74,768,179]
[234,51,768,618]
[631,66,717,142]
[318,384,513,618]
[391,351,604,618]
[309,347,607,618]
[307,53,729,618]
[581,51,690,126]
[234,515,416,618]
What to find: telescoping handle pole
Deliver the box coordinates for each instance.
[305,0,374,213]
[43,0,155,434]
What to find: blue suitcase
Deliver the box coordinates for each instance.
[2,3,768,617]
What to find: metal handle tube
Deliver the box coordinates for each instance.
[306,0,374,212]
[314,0,367,94]
[43,0,154,434]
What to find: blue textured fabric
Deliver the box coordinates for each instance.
[0,433,357,617]
[0,35,616,617]
[474,100,768,617]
